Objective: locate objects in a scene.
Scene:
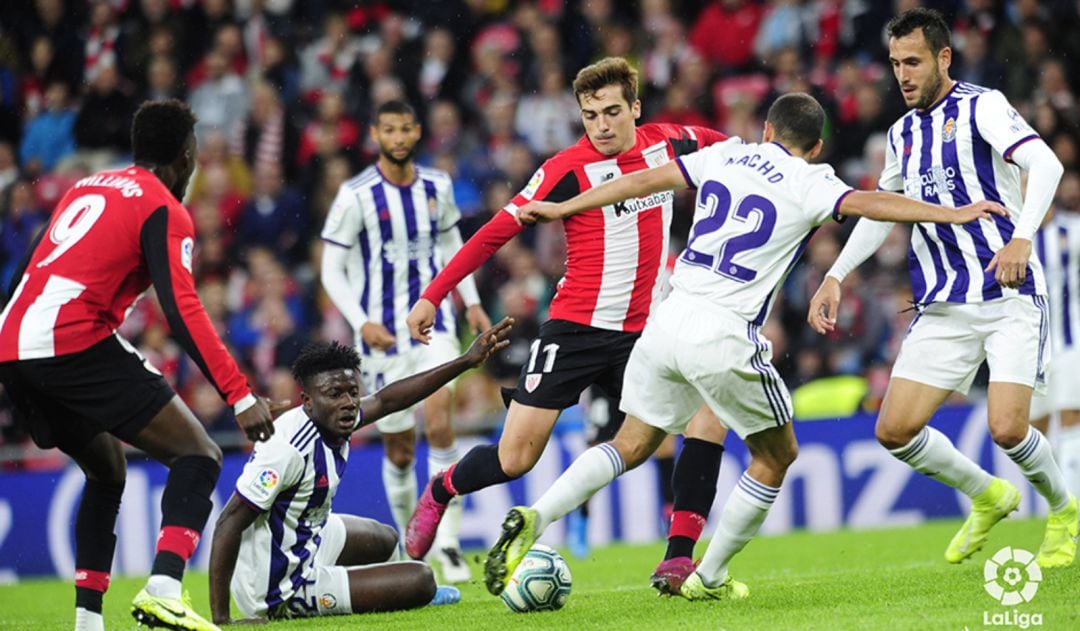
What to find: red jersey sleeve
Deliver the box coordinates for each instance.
[140,204,251,405]
[420,156,581,306]
[685,125,729,148]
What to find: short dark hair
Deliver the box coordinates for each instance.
[573,57,638,107]
[131,99,196,165]
[886,8,952,56]
[375,99,417,122]
[292,341,361,386]
[766,93,825,152]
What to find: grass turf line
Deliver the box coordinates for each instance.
[1,517,1076,630]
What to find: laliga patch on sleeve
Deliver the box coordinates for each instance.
[245,468,280,501]
[180,237,194,274]
[522,167,545,200]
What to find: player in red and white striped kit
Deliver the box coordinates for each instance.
[403,58,729,593]
[0,100,279,631]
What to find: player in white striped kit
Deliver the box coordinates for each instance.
[810,9,1077,567]
[1031,171,1080,496]
[208,321,510,623]
[488,92,1007,600]
[320,100,491,582]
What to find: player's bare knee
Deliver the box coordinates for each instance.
[384,437,415,469]
[376,522,399,557]
[424,422,454,449]
[414,562,437,600]
[875,420,915,450]
[499,451,537,479]
[988,419,1027,449]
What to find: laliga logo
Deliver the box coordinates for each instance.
[983,546,1040,605]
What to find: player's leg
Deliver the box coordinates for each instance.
[653,407,727,595]
[686,422,796,601]
[380,427,417,543]
[69,432,127,631]
[407,320,611,559]
[988,382,1076,567]
[127,395,223,629]
[423,384,470,583]
[568,387,626,559]
[984,297,1076,567]
[346,562,438,613]
[334,514,400,566]
[407,400,561,560]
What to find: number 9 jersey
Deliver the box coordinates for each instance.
[0,166,250,407]
[672,138,854,326]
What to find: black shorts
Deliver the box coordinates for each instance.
[0,335,176,455]
[511,319,641,410]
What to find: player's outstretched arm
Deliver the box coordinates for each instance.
[209,495,265,625]
[840,191,1008,224]
[360,318,513,424]
[518,161,689,224]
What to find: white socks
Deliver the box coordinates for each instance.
[533,443,626,533]
[74,608,104,631]
[382,458,417,539]
[697,472,779,586]
[145,575,181,600]
[889,426,993,497]
[429,444,462,550]
[1003,426,1071,511]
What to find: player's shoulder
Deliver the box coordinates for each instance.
[342,165,382,192]
[544,136,599,172]
[416,164,452,186]
[273,407,321,457]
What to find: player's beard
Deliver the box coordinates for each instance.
[914,66,945,111]
[381,144,417,167]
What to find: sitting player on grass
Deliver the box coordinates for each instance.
[208,319,511,624]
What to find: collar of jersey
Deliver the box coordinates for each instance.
[914,81,961,118]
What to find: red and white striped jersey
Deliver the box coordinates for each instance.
[0,166,251,406]
[422,123,728,332]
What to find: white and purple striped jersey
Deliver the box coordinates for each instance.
[231,407,347,614]
[672,138,852,325]
[321,164,460,356]
[1035,210,1080,353]
[880,81,1047,305]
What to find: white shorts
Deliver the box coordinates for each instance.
[359,334,459,433]
[892,296,1049,395]
[619,295,791,440]
[233,513,352,618]
[1030,348,1080,419]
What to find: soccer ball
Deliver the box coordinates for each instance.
[499,544,572,612]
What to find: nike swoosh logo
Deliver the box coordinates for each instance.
[158,603,187,618]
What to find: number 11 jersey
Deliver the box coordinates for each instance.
[672,138,854,325]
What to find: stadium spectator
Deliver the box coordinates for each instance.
[18,80,76,175]
[236,161,307,264]
[70,63,135,173]
[515,65,580,158]
[141,55,184,103]
[188,50,249,141]
[689,0,764,72]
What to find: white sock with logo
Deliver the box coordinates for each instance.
[696,472,778,587]
[533,443,625,533]
[888,426,993,498]
[382,457,417,540]
[74,607,104,631]
[430,443,462,550]
[1003,426,1071,511]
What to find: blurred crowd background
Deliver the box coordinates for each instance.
[1,0,1079,468]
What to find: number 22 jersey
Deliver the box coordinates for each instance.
[0,166,250,405]
[672,138,853,324]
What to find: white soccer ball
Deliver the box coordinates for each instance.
[500,544,572,612]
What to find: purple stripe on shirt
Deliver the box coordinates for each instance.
[372,183,398,355]
[1060,225,1073,346]
[357,219,373,355]
[422,179,448,335]
[675,156,695,188]
[916,109,969,302]
[286,442,331,598]
[264,485,299,607]
[400,182,423,328]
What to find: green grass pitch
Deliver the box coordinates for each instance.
[2,517,1076,630]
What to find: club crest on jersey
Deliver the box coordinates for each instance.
[942,117,957,143]
[428,196,438,216]
[525,373,542,393]
[319,594,337,609]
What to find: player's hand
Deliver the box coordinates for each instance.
[517,201,566,225]
[236,397,278,443]
[951,200,1009,224]
[985,238,1032,289]
[807,276,842,335]
[465,304,493,334]
[361,322,396,351]
[407,299,437,344]
[464,317,514,366]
